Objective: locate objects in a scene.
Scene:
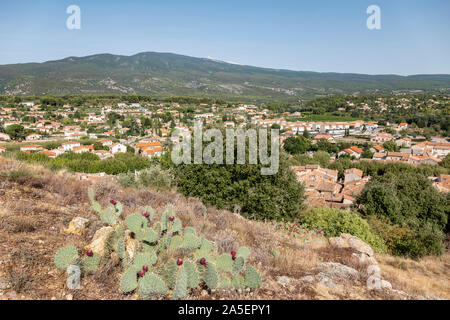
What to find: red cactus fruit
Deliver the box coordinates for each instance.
[200,258,206,266]
[86,249,93,257]
[143,212,150,218]
[138,270,145,277]
[169,216,175,222]
[110,199,117,206]
[143,265,149,272]
[177,258,183,266]
[231,251,236,257]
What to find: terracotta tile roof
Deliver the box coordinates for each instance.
[344,168,363,177]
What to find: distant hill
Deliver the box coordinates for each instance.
[0,52,449,101]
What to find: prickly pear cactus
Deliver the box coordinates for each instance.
[54,190,263,300]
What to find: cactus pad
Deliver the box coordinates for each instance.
[244,266,262,289]
[54,245,79,271]
[119,266,139,293]
[138,273,167,298]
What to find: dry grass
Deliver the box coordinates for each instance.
[377,253,450,299]
[0,156,448,300]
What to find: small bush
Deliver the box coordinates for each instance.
[117,166,173,192]
[366,215,411,254]
[393,223,445,259]
[301,207,387,253]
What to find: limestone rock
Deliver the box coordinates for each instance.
[329,233,374,257]
[300,275,315,283]
[352,252,377,265]
[62,217,90,236]
[367,264,381,276]
[85,226,114,256]
[317,262,359,280]
[317,273,337,289]
[381,280,392,290]
[277,276,295,285]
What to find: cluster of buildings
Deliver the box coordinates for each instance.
[291,165,369,209]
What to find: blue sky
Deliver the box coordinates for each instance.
[0,0,449,75]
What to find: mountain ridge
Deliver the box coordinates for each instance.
[1,51,449,101]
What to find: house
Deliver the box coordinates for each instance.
[38,150,57,158]
[141,146,164,158]
[26,133,42,141]
[385,152,410,162]
[50,148,65,157]
[409,155,441,165]
[370,132,394,143]
[98,139,113,147]
[20,101,35,107]
[398,122,408,130]
[313,134,335,143]
[0,146,6,153]
[73,145,94,154]
[110,143,127,154]
[20,145,43,152]
[411,141,450,158]
[62,141,81,151]
[93,150,113,159]
[0,133,11,141]
[372,153,386,161]
[396,137,412,148]
[370,145,385,153]
[433,174,450,193]
[338,146,363,159]
[344,168,363,183]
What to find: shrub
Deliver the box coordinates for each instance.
[366,215,411,255]
[301,207,387,253]
[358,171,448,257]
[117,166,174,192]
[173,152,305,221]
[393,223,446,259]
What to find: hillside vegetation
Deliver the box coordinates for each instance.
[0,157,449,300]
[1,52,449,101]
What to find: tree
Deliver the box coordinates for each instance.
[383,140,398,152]
[283,136,310,155]
[303,130,311,139]
[271,123,281,130]
[361,149,374,159]
[440,154,450,169]
[358,172,448,257]
[172,132,306,221]
[6,124,25,140]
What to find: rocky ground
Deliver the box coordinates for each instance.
[0,157,448,300]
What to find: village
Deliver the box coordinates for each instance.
[1,97,449,208]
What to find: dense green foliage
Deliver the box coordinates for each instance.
[172,146,306,221]
[358,172,448,258]
[283,136,311,155]
[301,207,388,253]
[14,151,151,175]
